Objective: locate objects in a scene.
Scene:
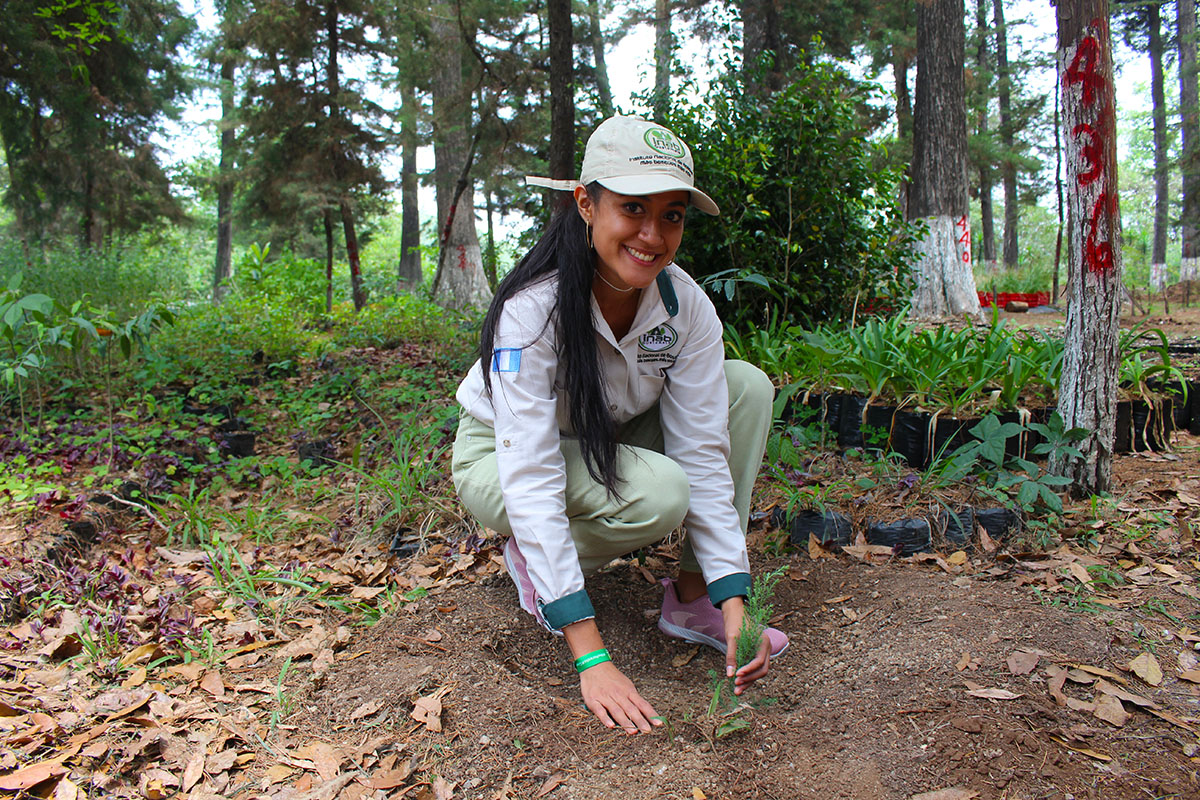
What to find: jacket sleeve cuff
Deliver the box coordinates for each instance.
[540,589,595,631]
[708,573,752,607]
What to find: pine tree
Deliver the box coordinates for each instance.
[1052,0,1123,495]
[908,0,980,318]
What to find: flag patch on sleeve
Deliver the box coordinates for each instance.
[491,348,522,373]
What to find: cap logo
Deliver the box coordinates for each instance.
[643,128,685,158]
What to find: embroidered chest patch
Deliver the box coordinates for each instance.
[637,324,679,365]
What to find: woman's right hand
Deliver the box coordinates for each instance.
[579,661,661,734]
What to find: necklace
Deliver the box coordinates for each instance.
[595,269,635,293]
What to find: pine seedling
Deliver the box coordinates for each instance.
[708,567,785,719]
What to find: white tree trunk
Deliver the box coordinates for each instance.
[910,214,981,317]
[1182,257,1200,281]
[1150,262,1167,290]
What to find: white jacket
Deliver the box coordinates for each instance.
[455,264,750,629]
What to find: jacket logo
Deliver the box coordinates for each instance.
[638,325,678,352]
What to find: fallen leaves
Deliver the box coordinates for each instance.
[1127,652,1164,686]
[1006,650,1040,675]
[910,788,978,800]
[411,686,452,733]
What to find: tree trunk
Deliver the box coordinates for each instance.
[1051,1,1123,497]
[398,76,422,289]
[214,53,235,303]
[654,0,671,123]
[430,5,491,310]
[324,208,335,314]
[586,0,614,117]
[1054,76,1063,302]
[975,0,996,270]
[484,187,498,291]
[1149,2,1168,290]
[742,0,782,92]
[341,200,365,310]
[326,0,365,311]
[548,0,574,184]
[894,53,912,219]
[1179,0,1200,280]
[908,0,979,318]
[993,0,1018,269]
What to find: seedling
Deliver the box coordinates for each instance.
[707,567,784,735]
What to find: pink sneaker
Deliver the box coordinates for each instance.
[657,578,789,658]
[502,537,561,636]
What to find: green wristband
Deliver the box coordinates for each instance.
[574,648,611,673]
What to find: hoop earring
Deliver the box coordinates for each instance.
[585,225,593,250]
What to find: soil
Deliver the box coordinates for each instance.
[292,470,1200,800]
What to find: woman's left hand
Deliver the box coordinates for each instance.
[719,596,771,695]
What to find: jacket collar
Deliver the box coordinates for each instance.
[591,266,680,347]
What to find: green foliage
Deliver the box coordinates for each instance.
[935,412,1089,515]
[667,55,918,329]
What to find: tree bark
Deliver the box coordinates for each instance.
[908,0,979,318]
[993,0,1018,269]
[742,0,782,92]
[975,0,996,270]
[213,50,235,303]
[398,76,422,289]
[654,0,671,123]
[326,0,364,311]
[894,53,912,219]
[586,0,614,117]
[548,0,574,184]
[324,208,335,314]
[430,4,492,310]
[1051,1,1123,497]
[1179,0,1200,280]
[1149,2,1168,289]
[484,187,498,291]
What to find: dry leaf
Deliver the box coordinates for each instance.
[979,528,997,552]
[199,671,225,698]
[206,748,240,774]
[1070,663,1126,683]
[535,770,566,797]
[432,776,455,800]
[946,551,968,566]
[966,687,1023,701]
[672,646,701,668]
[181,751,205,793]
[420,628,444,644]
[808,534,834,560]
[841,607,858,622]
[1049,735,1112,761]
[1007,651,1040,675]
[52,777,79,800]
[412,694,443,733]
[1096,679,1157,708]
[260,764,295,788]
[0,760,67,790]
[296,742,343,783]
[120,643,159,667]
[1127,653,1163,686]
[1046,665,1069,706]
[369,763,413,790]
[1093,693,1130,727]
[121,666,147,689]
[1067,562,1093,588]
[1178,670,1200,684]
[691,790,707,800]
[349,699,383,721]
[910,789,979,800]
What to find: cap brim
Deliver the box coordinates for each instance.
[594,175,720,216]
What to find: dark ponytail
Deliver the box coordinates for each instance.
[480,184,621,496]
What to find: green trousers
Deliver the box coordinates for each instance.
[451,360,773,574]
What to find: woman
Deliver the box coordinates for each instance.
[452,116,787,735]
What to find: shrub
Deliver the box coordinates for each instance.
[667,57,919,329]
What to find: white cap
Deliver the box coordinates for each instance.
[526,116,720,216]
